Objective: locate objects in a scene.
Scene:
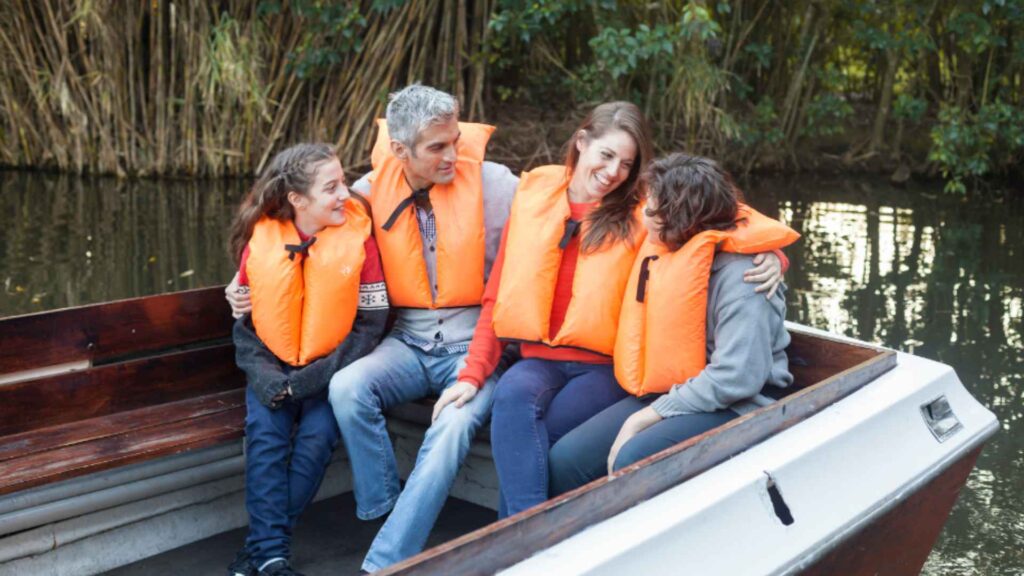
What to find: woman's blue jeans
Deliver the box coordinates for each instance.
[548,395,739,497]
[490,358,628,518]
[243,386,340,566]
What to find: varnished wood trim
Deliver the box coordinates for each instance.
[0,286,232,374]
[0,344,243,436]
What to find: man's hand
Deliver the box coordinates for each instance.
[607,406,663,475]
[225,272,252,319]
[744,252,783,299]
[432,380,479,422]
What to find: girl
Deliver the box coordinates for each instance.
[226,143,388,576]
[548,153,798,494]
[438,104,786,518]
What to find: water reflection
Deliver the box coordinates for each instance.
[744,175,1023,576]
[0,171,245,315]
[0,170,1021,574]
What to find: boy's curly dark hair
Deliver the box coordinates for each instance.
[643,153,745,251]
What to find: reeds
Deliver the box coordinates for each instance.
[0,0,490,177]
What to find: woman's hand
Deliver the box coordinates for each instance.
[432,380,479,422]
[743,252,783,299]
[225,272,252,319]
[607,406,663,474]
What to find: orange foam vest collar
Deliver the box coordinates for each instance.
[491,165,646,355]
[369,119,492,308]
[614,204,800,395]
[246,200,372,366]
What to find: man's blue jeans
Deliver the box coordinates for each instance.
[244,386,340,566]
[490,359,628,518]
[328,335,498,573]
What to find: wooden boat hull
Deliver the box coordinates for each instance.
[800,446,981,575]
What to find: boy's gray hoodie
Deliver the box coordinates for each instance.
[650,252,793,418]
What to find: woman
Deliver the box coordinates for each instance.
[548,153,798,495]
[437,104,786,518]
[226,143,388,576]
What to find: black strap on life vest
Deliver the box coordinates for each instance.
[559,219,582,249]
[636,255,659,302]
[285,236,317,261]
[382,187,431,231]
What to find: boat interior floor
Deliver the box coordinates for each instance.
[104,491,494,576]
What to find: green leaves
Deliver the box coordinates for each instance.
[273,1,370,79]
[802,93,854,137]
[929,102,1024,194]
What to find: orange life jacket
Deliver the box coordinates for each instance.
[246,200,372,366]
[614,204,800,395]
[491,165,646,355]
[368,119,492,308]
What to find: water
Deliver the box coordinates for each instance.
[0,171,245,313]
[1,169,1021,574]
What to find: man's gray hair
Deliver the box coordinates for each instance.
[386,84,459,149]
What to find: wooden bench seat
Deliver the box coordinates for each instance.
[0,288,245,497]
[0,388,245,495]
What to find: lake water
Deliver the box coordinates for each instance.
[0,169,1021,574]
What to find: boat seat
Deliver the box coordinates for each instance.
[0,286,490,499]
[0,287,246,497]
[0,389,246,496]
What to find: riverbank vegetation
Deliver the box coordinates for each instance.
[0,0,1021,193]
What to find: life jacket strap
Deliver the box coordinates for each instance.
[382,188,431,231]
[636,254,660,302]
[285,236,317,261]
[559,219,582,249]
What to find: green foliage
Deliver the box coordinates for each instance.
[948,10,1005,55]
[679,3,721,42]
[892,94,927,122]
[577,23,675,96]
[928,102,1024,193]
[802,94,854,137]
[743,43,772,70]
[738,97,784,147]
[259,0,371,79]
[488,0,596,48]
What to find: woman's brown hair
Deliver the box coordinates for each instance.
[643,153,744,252]
[228,143,337,265]
[565,101,654,253]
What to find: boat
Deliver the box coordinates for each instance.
[0,287,998,575]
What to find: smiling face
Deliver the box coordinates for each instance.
[392,117,461,191]
[289,157,350,235]
[568,128,638,203]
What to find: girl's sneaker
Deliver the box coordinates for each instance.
[258,559,304,576]
[226,548,256,576]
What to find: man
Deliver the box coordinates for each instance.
[329,84,518,572]
[230,84,517,573]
